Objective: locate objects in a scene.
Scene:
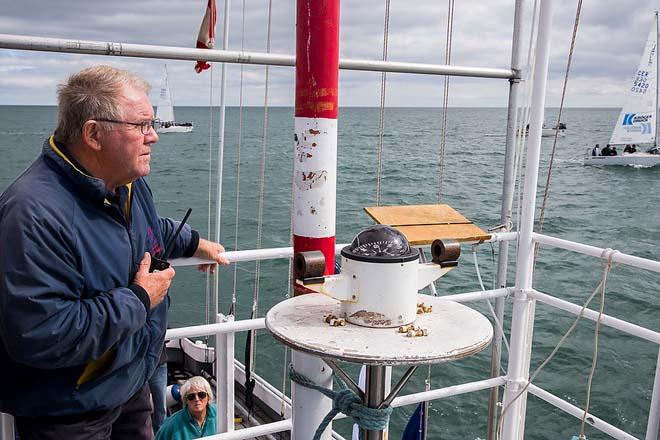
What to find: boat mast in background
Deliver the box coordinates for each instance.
[655,10,659,149]
[156,64,194,133]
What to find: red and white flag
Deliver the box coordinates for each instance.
[195,0,217,73]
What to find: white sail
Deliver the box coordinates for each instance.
[609,20,658,146]
[156,66,175,124]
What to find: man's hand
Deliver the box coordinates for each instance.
[134,253,176,308]
[194,238,229,273]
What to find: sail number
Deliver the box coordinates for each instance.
[632,70,651,94]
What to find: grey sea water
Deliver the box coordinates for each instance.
[1,105,659,439]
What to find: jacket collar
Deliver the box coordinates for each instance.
[43,135,131,208]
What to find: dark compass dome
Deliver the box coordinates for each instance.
[341,225,418,263]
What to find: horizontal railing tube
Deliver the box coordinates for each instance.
[200,419,292,440]
[534,233,660,274]
[165,318,265,340]
[390,376,507,408]
[442,288,511,303]
[0,34,515,79]
[169,243,348,267]
[529,289,660,345]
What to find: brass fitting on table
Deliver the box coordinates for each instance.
[416,302,433,314]
[323,314,346,326]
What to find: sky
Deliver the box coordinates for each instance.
[2,0,660,107]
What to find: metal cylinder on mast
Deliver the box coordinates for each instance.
[291,0,339,438]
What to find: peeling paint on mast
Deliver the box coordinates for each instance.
[293,0,339,289]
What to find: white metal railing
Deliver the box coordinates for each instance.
[170,232,517,268]
[161,229,660,440]
[2,232,658,439]
[0,34,515,80]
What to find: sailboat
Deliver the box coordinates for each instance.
[156,65,193,133]
[584,12,660,166]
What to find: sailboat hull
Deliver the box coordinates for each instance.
[541,128,564,137]
[583,152,660,167]
[157,124,194,133]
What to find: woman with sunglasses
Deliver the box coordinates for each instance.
[156,376,216,440]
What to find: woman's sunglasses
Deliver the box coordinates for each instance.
[185,391,208,401]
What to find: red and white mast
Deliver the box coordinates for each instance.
[292,0,339,285]
[291,0,339,438]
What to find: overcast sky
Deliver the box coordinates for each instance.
[2,0,660,107]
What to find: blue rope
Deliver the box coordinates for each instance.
[289,364,393,440]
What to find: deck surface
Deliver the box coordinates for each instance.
[364,204,491,245]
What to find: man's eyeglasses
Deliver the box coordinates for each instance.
[185,391,208,401]
[95,118,160,135]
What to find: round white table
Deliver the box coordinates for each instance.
[265,293,493,439]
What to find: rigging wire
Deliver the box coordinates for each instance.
[512,0,540,235]
[375,0,391,207]
[244,0,273,419]
[535,0,583,259]
[472,246,510,355]
[205,64,215,331]
[201,59,214,365]
[438,0,455,202]
[230,0,248,317]
[420,4,457,436]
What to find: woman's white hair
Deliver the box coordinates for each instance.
[180,376,214,403]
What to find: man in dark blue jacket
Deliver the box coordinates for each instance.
[0,65,228,440]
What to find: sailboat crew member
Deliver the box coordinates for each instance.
[0,65,229,440]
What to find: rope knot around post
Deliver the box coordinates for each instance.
[289,364,393,439]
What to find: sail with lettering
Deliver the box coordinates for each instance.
[609,23,657,145]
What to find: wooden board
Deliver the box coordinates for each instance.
[364,204,470,226]
[364,204,490,245]
[397,224,491,245]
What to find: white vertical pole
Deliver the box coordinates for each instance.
[500,1,554,439]
[0,413,13,440]
[488,1,526,438]
[216,314,235,433]
[213,0,231,317]
[292,352,333,439]
[645,348,660,440]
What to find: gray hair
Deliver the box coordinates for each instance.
[54,65,151,145]
[180,376,214,403]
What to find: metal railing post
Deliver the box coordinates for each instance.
[0,413,13,440]
[500,0,555,438]
[646,348,660,440]
[216,314,235,433]
[488,0,525,437]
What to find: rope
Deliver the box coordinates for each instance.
[496,248,618,439]
[438,0,455,202]
[375,0,391,207]
[578,248,616,438]
[229,0,248,317]
[534,0,583,255]
[289,365,393,439]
